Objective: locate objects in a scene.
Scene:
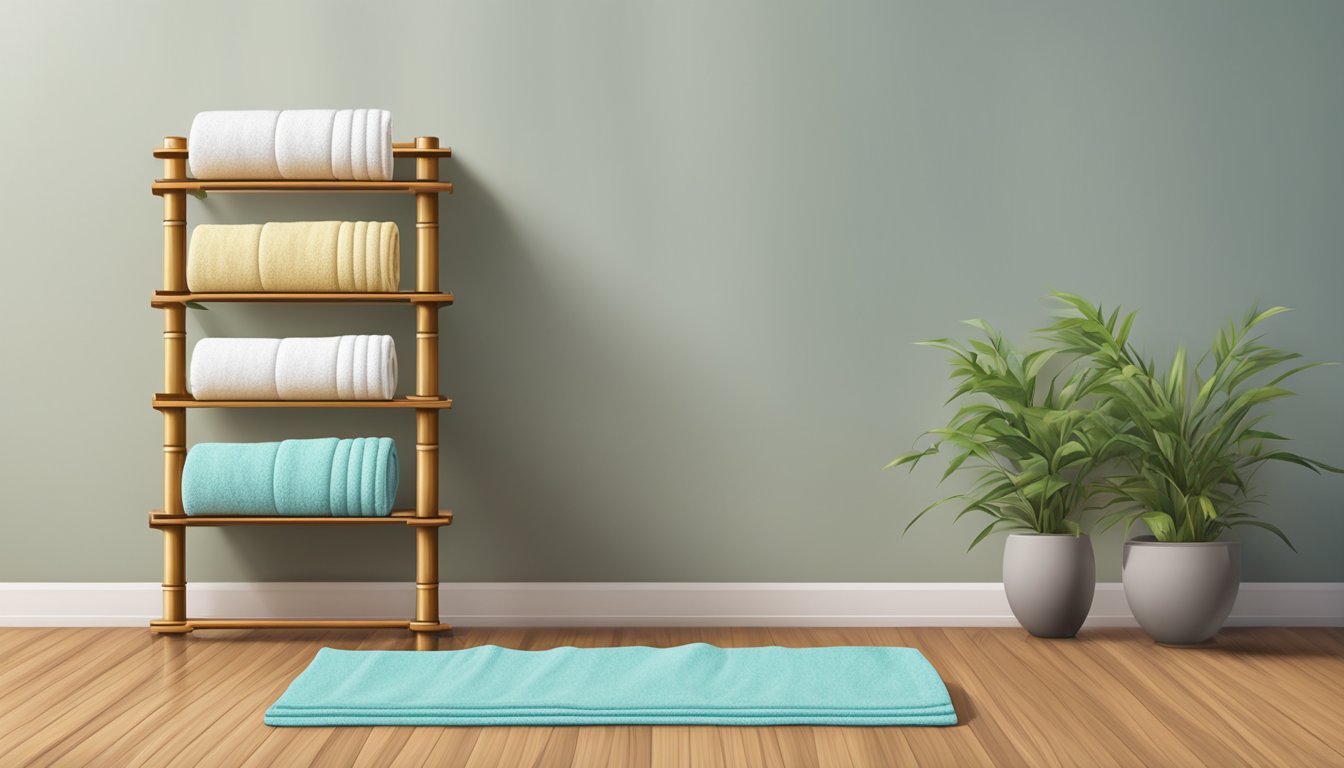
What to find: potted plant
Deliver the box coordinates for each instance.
[1048,293,1341,644]
[889,320,1129,638]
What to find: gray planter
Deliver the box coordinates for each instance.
[1122,536,1241,645]
[1002,533,1096,638]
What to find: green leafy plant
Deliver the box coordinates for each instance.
[888,320,1129,549]
[1046,292,1341,547]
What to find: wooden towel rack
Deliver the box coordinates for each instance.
[148,135,455,650]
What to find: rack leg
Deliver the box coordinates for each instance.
[410,409,448,649]
[154,135,191,636]
[153,408,189,634]
[409,136,449,649]
[414,136,440,292]
[413,526,441,650]
[150,527,191,634]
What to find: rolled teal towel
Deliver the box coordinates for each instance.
[183,437,398,517]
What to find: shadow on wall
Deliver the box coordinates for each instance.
[435,157,697,581]
[437,157,832,582]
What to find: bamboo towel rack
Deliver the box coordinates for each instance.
[149,135,455,650]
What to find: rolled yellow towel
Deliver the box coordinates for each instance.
[188,222,400,292]
[187,224,265,291]
[335,221,401,292]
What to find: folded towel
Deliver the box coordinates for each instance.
[191,336,397,401]
[265,644,959,727]
[187,221,399,292]
[182,438,399,516]
[188,109,393,180]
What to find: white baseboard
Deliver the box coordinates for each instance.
[0,582,1340,628]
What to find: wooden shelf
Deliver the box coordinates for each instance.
[154,143,453,160]
[151,291,454,307]
[153,394,452,410]
[150,509,453,527]
[152,179,452,195]
[190,619,412,630]
[150,619,453,634]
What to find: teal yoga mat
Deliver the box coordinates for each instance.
[182,437,398,516]
[264,644,957,726]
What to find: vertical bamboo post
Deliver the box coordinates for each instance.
[410,136,444,650]
[152,136,190,634]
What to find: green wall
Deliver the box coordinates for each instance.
[2,0,1340,583]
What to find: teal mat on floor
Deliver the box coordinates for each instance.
[264,643,957,726]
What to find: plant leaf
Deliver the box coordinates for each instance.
[1140,511,1177,541]
[1228,519,1296,551]
[885,447,937,471]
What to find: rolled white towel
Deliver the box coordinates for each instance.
[349,108,369,181]
[335,335,397,399]
[188,337,281,400]
[376,109,393,181]
[188,110,282,180]
[367,109,393,182]
[330,108,395,182]
[275,109,338,180]
[189,109,393,181]
[190,336,397,401]
[273,337,343,400]
[331,109,355,180]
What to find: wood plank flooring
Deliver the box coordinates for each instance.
[0,626,1341,767]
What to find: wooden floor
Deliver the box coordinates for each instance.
[0,627,1341,767]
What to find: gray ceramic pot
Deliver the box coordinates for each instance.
[1002,533,1096,638]
[1122,536,1240,645]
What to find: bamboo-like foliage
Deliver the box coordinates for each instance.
[888,320,1131,549]
[1046,292,1341,547]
